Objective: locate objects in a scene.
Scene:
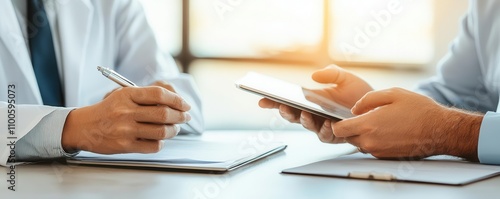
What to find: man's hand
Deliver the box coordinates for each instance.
[334,88,483,161]
[103,81,177,99]
[150,81,177,93]
[259,65,373,143]
[61,85,191,154]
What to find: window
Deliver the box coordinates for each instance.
[140,0,436,68]
[329,0,434,65]
[189,0,324,59]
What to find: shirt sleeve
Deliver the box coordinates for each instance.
[15,108,79,161]
[478,112,500,164]
[415,2,500,165]
[415,5,497,113]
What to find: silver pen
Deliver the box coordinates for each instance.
[97,66,195,132]
[97,66,137,87]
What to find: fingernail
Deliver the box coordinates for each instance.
[351,107,357,114]
[174,125,181,134]
[324,121,331,128]
[184,113,192,122]
[300,113,307,121]
[182,100,191,110]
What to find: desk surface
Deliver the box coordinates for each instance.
[2,131,498,199]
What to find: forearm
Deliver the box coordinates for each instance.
[439,109,483,162]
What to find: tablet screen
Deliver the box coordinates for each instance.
[236,72,353,121]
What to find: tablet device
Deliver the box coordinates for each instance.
[235,72,354,121]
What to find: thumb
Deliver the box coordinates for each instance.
[312,65,348,85]
[351,90,395,115]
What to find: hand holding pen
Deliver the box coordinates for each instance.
[61,66,191,154]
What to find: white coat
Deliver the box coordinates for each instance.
[0,0,203,166]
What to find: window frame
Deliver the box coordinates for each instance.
[175,0,433,73]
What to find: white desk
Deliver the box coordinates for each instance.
[2,131,498,199]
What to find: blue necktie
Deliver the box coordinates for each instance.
[28,0,64,106]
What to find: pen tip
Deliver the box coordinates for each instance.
[97,66,102,71]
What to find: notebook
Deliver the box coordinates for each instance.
[282,153,500,185]
[67,139,287,173]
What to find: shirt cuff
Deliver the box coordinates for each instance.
[16,108,80,161]
[478,111,500,165]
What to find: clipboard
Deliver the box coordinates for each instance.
[282,153,500,185]
[67,139,287,173]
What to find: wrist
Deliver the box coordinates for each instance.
[440,109,482,161]
[62,108,84,152]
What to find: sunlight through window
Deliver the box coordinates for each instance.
[329,0,434,65]
[139,0,436,67]
[190,0,324,58]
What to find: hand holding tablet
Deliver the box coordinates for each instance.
[235,72,354,121]
[235,66,374,144]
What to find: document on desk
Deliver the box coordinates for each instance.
[67,139,286,173]
[282,153,500,185]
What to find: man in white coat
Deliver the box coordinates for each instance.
[0,0,204,166]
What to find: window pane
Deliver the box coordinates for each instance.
[190,0,324,58]
[329,0,434,65]
[139,0,182,55]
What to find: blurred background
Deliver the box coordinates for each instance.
[138,0,468,130]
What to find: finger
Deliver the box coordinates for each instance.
[316,119,337,143]
[331,115,371,137]
[151,81,177,93]
[279,104,301,123]
[351,89,396,115]
[344,136,362,147]
[126,87,191,111]
[299,111,323,134]
[321,119,347,144]
[259,98,281,109]
[135,106,191,124]
[134,123,180,140]
[345,136,375,154]
[312,65,348,85]
[331,135,347,144]
[128,139,165,153]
